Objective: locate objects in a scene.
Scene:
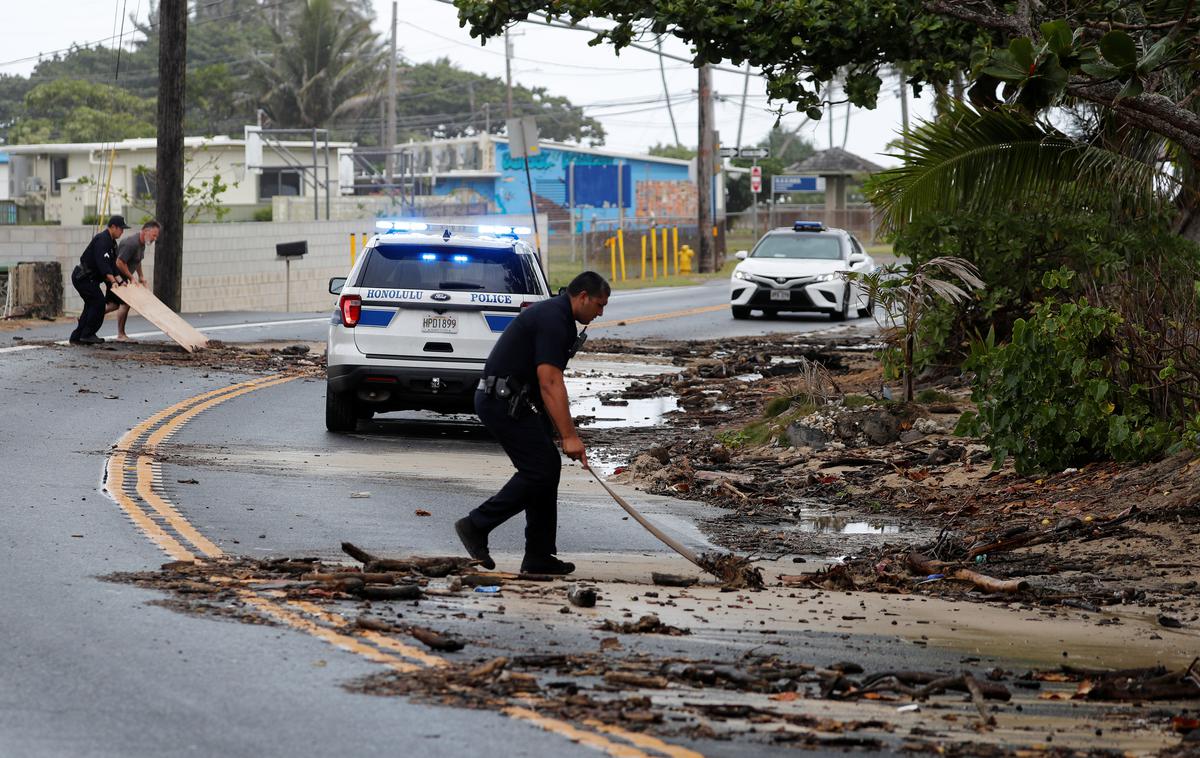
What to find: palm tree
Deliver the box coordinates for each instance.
[248,0,386,130]
[868,102,1184,236]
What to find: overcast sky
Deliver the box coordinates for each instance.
[2,0,938,166]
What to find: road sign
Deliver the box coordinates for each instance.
[739,147,769,159]
[750,176,762,194]
[717,146,739,158]
[506,116,540,159]
[750,165,762,179]
[772,174,825,192]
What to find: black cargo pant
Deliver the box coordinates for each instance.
[69,267,106,342]
[466,390,560,559]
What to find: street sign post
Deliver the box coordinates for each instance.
[506,117,543,254]
[739,147,769,159]
[717,146,739,158]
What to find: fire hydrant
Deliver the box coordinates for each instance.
[679,245,695,274]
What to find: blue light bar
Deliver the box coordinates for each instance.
[375,220,429,232]
[793,221,826,232]
[452,254,470,263]
[421,253,437,261]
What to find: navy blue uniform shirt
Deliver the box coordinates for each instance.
[78,231,118,282]
[483,293,578,387]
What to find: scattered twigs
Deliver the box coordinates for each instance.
[355,615,467,652]
[341,542,478,576]
[906,552,1030,593]
[963,671,997,727]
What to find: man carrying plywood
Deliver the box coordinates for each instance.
[107,219,161,342]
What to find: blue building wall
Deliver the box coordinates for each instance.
[430,143,692,230]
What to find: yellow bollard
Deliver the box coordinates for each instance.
[649,226,657,280]
[640,235,647,279]
[672,226,679,275]
[667,227,676,275]
[651,233,657,279]
[608,237,617,281]
[350,233,357,265]
[617,229,627,282]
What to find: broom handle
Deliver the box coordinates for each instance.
[589,471,703,567]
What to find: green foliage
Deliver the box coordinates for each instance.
[867,104,1174,235]
[892,206,1193,366]
[842,394,876,409]
[454,0,985,116]
[763,396,792,418]
[648,143,695,160]
[958,299,1174,473]
[253,207,273,222]
[915,389,953,404]
[9,80,155,143]
[395,58,605,145]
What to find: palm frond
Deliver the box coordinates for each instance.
[869,103,1180,233]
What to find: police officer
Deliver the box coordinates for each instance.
[68,215,130,345]
[456,271,610,575]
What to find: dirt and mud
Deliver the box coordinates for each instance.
[94,331,1200,754]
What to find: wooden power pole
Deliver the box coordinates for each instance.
[154,0,187,312]
[696,65,715,273]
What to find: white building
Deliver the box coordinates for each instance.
[3,135,354,225]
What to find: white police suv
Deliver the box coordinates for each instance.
[729,221,875,320]
[326,221,551,431]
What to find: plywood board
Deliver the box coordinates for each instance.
[113,284,209,352]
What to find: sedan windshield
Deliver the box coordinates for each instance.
[752,234,842,260]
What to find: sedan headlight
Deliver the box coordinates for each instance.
[814,273,839,282]
[733,270,752,280]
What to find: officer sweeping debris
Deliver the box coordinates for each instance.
[455,271,610,575]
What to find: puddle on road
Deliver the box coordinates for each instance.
[786,501,902,534]
[566,356,681,430]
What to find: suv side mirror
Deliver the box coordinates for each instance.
[735,250,748,260]
[328,277,346,295]
[848,254,866,265]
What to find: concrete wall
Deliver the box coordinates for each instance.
[0,215,547,316]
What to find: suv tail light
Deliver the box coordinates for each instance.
[339,294,361,327]
[520,301,534,309]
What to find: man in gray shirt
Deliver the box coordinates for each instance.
[107,219,161,341]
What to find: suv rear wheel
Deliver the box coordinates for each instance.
[325,387,358,432]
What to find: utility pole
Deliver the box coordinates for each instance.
[385,1,397,186]
[505,30,514,119]
[154,0,187,312]
[697,64,715,273]
[898,68,910,157]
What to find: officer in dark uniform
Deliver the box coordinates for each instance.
[456,271,610,575]
[68,215,130,345]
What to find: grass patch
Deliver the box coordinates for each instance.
[721,403,817,449]
[916,388,954,404]
[842,394,876,409]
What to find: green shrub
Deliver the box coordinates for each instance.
[80,213,101,226]
[957,297,1175,473]
[252,207,273,222]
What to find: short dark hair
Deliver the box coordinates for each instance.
[567,271,610,298]
[142,220,161,230]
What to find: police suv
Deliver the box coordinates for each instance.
[729,221,875,320]
[325,221,551,431]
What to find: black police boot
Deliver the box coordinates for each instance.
[520,555,575,576]
[455,517,495,570]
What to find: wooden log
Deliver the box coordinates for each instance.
[604,671,670,689]
[963,672,997,727]
[356,584,422,601]
[651,572,697,587]
[952,569,1030,594]
[409,625,465,652]
[469,657,508,678]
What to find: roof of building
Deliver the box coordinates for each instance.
[1,135,354,155]
[0,152,8,164]
[787,147,885,176]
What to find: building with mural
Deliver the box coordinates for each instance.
[373,135,712,233]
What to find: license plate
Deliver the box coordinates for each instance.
[421,314,458,333]
[769,290,791,301]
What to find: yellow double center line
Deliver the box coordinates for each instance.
[104,375,701,758]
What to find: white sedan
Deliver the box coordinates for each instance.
[730,221,875,320]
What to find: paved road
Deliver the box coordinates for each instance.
[4,279,876,347]
[6,290,1173,756]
